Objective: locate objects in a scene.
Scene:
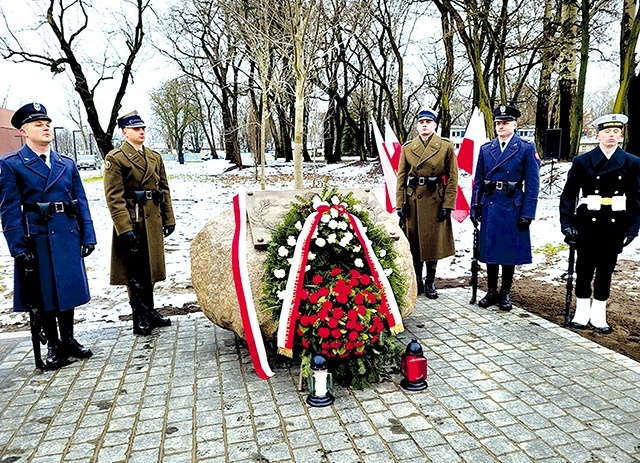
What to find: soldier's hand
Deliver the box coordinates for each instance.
[163,225,175,237]
[562,227,577,245]
[119,230,140,251]
[396,208,406,220]
[438,208,452,222]
[81,244,95,258]
[623,233,636,247]
[470,207,481,227]
[517,217,532,232]
[15,251,35,271]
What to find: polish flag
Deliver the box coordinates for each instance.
[372,118,402,213]
[452,107,488,222]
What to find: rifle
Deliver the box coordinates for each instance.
[564,242,576,326]
[20,250,48,370]
[399,188,407,235]
[469,220,479,304]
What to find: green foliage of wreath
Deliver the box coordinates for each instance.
[261,187,407,389]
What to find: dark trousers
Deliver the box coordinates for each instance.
[575,249,618,300]
[486,264,515,291]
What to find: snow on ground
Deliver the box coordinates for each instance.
[0,156,638,330]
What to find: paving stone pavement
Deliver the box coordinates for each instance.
[0,287,639,463]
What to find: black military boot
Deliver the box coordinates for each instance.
[58,309,92,358]
[42,313,64,369]
[424,263,438,299]
[478,289,500,308]
[143,285,171,328]
[499,289,512,311]
[128,283,152,336]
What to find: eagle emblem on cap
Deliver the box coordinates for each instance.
[33,103,41,111]
[500,105,506,114]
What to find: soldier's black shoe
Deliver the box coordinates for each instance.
[147,307,171,328]
[45,344,63,369]
[478,289,499,308]
[64,339,93,358]
[132,308,152,336]
[594,326,612,335]
[569,322,588,330]
[416,278,424,295]
[424,280,438,299]
[499,290,512,311]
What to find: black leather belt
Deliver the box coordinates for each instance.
[484,180,522,197]
[407,175,444,189]
[128,189,165,205]
[22,200,78,220]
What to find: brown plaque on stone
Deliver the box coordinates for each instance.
[245,189,400,249]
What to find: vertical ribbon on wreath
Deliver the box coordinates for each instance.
[277,202,404,357]
[231,192,275,379]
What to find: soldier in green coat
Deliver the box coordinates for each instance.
[395,109,458,299]
[104,111,176,335]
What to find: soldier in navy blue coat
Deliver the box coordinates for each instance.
[470,104,540,311]
[0,103,97,369]
[560,114,640,334]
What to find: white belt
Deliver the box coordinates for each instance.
[578,195,626,211]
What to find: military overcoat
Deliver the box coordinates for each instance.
[471,134,540,265]
[0,146,96,312]
[559,146,640,255]
[103,142,175,285]
[395,133,458,261]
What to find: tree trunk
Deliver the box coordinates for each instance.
[438,10,454,138]
[557,0,579,160]
[535,0,556,158]
[625,74,640,154]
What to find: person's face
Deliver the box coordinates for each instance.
[123,126,146,145]
[416,118,437,138]
[495,120,517,139]
[596,127,623,151]
[20,120,53,149]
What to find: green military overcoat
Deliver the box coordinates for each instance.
[395,133,458,262]
[104,142,175,285]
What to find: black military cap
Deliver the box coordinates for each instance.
[11,102,52,129]
[117,110,146,129]
[493,104,521,122]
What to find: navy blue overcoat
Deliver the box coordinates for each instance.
[471,135,540,265]
[0,146,96,312]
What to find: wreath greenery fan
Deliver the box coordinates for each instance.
[261,187,407,389]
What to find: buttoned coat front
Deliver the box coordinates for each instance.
[103,142,175,285]
[395,133,458,261]
[559,146,640,255]
[0,146,96,312]
[471,135,540,265]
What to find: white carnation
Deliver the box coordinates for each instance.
[315,237,326,248]
[354,204,362,212]
[328,219,338,229]
[320,214,330,223]
[308,252,316,260]
[352,245,361,253]
[379,249,387,257]
[277,290,286,300]
[338,221,348,230]
[278,246,288,257]
[331,195,340,205]
[287,235,297,246]
[295,221,303,230]
[354,258,364,268]
[384,268,393,276]
[330,208,339,218]
[274,269,286,279]
[327,233,337,244]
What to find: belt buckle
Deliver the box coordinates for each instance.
[418,177,426,186]
[495,181,504,190]
[144,191,153,200]
[53,202,65,213]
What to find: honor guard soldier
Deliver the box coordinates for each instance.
[0,103,96,369]
[104,111,176,336]
[560,113,640,334]
[470,104,540,311]
[395,108,458,299]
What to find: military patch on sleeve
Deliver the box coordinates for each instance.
[105,160,112,170]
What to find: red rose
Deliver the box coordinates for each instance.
[328,318,339,328]
[348,331,359,341]
[370,335,378,343]
[331,328,342,339]
[318,287,330,297]
[339,352,349,358]
[296,327,304,336]
[301,339,310,348]
[354,322,365,332]
[360,275,371,285]
[332,308,344,319]
[309,292,320,304]
[354,293,365,305]
[331,340,341,349]
[321,342,332,349]
[318,309,329,321]
[330,268,342,276]
[318,327,330,339]
[349,269,361,278]
[336,293,348,304]
[308,315,318,326]
[322,300,333,311]
[345,341,353,350]
[346,320,357,330]
[312,274,323,285]
[347,309,358,321]
[299,289,309,300]
[354,349,365,356]
[367,293,377,304]
[349,277,359,287]
[354,340,364,347]
[357,305,366,315]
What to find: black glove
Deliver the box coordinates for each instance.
[470,207,481,227]
[517,217,532,232]
[438,208,451,222]
[15,251,35,271]
[623,234,636,247]
[396,208,406,220]
[163,225,175,237]
[119,230,140,251]
[562,227,578,245]
[81,244,95,258]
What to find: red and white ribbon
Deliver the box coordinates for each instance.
[277,202,404,357]
[232,192,275,379]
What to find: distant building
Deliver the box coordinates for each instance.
[0,108,23,155]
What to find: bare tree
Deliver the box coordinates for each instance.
[0,0,149,158]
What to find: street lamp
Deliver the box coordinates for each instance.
[53,127,64,153]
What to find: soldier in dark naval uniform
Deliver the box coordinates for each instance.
[104,111,175,336]
[396,108,458,299]
[471,104,540,311]
[560,113,640,334]
[0,103,96,369]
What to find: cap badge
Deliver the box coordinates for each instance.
[33,103,41,111]
[500,105,506,114]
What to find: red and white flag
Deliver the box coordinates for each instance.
[372,118,402,213]
[452,107,488,222]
